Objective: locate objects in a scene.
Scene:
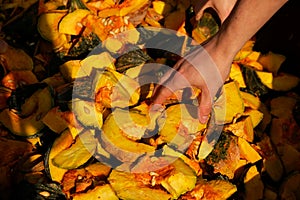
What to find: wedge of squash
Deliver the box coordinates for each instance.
[72,184,118,200]
[160,158,197,199]
[108,170,172,200]
[244,165,264,200]
[181,179,237,200]
[37,12,68,49]
[0,86,53,137]
[59,9,91,35]
[101,112,155,163]
[158,103,206,147]
[52,129,97,169]
[72,99,103,129]
[98,0,149,18]
[92,68,140,108]
[238,137,262,163]
[45,129,73,182]
[213,81,245,124]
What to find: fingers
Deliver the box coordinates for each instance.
[152,64,190,105]
[197,87,213,124]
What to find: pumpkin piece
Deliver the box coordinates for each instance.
[85,162,111,177]
[224,116,254,142]
[160,158,197,199]
[240,91,261,109]
[244,165,264,200]
[257,135,283,182]
[229,63,247,88]
[72,99,103,129]
[101,113,155,163]
[233,40,256,61]
[103,37,123,53]
[98,0,150,18]
[270,117,300,151]
[164,10,185,30]
[0,45,34,71]
[86,0,115,12]
[158,104,206,148]
[152,0,173,16]
[93,68,140,108]
[37,12,68,48]
[257,102,271,132]
[162,145,202,175]
[0,86,53,137]
[271,73,300,91]
[45,129,73,182]
[42,107,69,133]
[79,52,115,78]
[103,27,140,53]
[244,108,264,128]
[59,9,90,35]
[192,12,219,44]
[213,81,245,124]
[52,130,97,169]
[205,132,240,179]
[270,96,297,119]
[1,70,38,90]
[42,73,66,88]
[144,8,163,27]
[264,187,278,200]
[238,137,262,163]
[258,51,286,75]
[279,172,300,200]
[59,60,81,82]
[108,170,172,200]
[72,184,118,200]
[275,143,300,173]
[115,48,152,74]
[256,71,300,91]
[241,60,264,71]
[111,102,150,141]
[60,168,92,196]
[181,179,237,200]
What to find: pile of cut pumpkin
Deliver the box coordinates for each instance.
[0,0,300,199]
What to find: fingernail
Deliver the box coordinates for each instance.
[200,115,208,124]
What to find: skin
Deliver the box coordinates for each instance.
[152,0,288,124]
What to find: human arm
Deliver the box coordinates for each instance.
[151,0,288,123]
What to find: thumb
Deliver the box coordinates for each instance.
[197,88,213,124]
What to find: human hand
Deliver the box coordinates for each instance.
[151,39,234,124]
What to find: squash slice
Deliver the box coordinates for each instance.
[213,81,245,124]
[244,165,264,200]
[181,179,237,200]
[52,130,97,169]
[158,103,206,147]
[72,99,103,129]
[59,9,90,35]
[72,184,118,200]
[0,87,53,137]
[98,0,149,18]
[101,113,155,163]
[92,68,140,108]
[160,158,197,199]
[238,137,262,163]
[37,12,68,48]
[45,129,73,182]
[108,170,172,200]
